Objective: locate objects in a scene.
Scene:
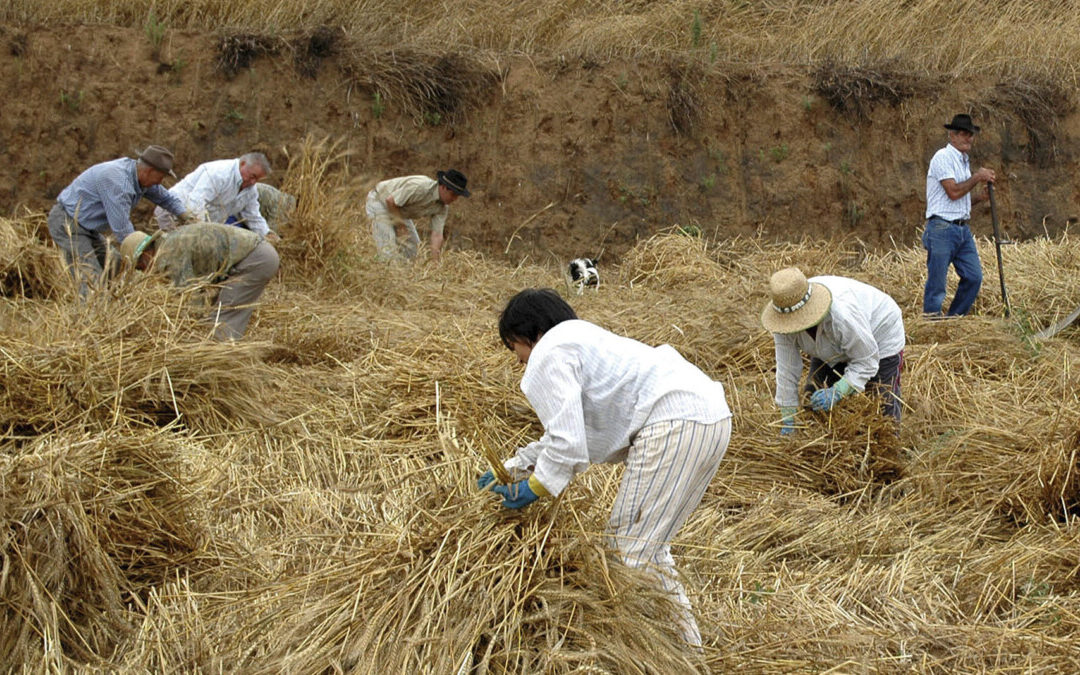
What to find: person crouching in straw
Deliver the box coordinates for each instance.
[761,268,905,435]
[479,288,732,648]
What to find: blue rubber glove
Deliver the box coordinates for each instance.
[491,475,549,509]
[809,378,854,411]
[477,470,495,490]
[780,406,798,436]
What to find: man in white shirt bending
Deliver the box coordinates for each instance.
[761,268,905,435]
[479,288,732,649]
[923,113,995,316]
[155,152,279,243]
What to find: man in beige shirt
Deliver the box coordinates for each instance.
[365,169,470,262]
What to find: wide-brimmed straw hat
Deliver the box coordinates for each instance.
[760,267,832,334]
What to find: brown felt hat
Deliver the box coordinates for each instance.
[139,145,177,178]
[760,267,832,334]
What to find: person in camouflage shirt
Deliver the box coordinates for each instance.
[122,222,279,340]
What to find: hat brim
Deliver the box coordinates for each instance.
[944,123,980,133]
[761,282,832,334]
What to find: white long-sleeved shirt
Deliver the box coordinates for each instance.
[772,276,905,408]
[167,159,269,235]
[925,142,971,220]
[504,319,731,496]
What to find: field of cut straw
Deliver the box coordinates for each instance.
[2,141,1080,671]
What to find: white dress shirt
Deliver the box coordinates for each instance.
[504,319,731,495]
[165,159,269,235]
[925,143,971,220]
[772,276,905,408]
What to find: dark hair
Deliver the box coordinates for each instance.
[498,288,577,350]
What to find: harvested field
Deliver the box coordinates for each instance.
[3,183,1080,671]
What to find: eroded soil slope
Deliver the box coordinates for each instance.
[2,24,1079,262]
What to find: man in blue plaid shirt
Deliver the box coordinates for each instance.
[47,145,192,297]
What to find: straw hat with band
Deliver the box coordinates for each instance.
[760,267,833,334]
[120,230,163,264]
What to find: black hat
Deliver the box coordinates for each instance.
[944,114,980,134]
[437,169,470,197]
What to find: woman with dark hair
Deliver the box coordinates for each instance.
[481,288,732,648]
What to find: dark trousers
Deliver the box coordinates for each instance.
[47,203,113,298]
[803,352,904,423]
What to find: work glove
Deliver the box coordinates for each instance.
[477,470,495,490]
[176,211,197,226]
[491,475,549,509]
[809,377,854,412]
[779,406,798,437]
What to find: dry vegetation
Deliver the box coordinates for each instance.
[3,141,1080,671]
[5,0,1080,83]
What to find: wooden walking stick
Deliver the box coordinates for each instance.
[987,183,1011,317]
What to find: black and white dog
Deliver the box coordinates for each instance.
[568,258,599,294]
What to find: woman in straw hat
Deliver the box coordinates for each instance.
[480,288,732,648]
[761,268,905,433]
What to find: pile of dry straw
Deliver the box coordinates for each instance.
[2,198,1079,671]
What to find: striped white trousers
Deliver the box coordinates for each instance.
[608,417,731,648]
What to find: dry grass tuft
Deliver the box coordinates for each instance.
[0,215,67,300]
[215,33,282,79]
[292,24,342,78]
[812,58,929,119]
[339,46,501,126]
[665,58,704,136]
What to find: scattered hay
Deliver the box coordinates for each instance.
[0,278,280,435]
[0,428,213,664]
[0,215,66,300]
[4,215,1080,671]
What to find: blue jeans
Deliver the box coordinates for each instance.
[922,218,982,315]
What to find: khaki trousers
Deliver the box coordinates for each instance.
[209,240,279,340]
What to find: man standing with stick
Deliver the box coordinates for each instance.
[923,113,996,317]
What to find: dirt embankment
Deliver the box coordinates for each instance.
[2,23,1079,262]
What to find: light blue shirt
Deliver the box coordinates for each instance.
[925,142,971,220]
[56,157,185,240]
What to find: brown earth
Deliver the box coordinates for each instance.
[3,23,1080,263]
